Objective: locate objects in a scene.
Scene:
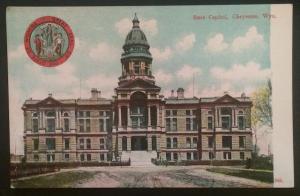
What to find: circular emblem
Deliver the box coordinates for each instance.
[24,16,75,67]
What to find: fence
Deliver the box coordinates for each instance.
[151,158,245,166]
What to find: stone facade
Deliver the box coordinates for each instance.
[22,14,253,163]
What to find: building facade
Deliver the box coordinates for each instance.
[22,14,253,163]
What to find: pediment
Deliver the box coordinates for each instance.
[36,96,62,106]
[214,94,239,104]
[117,79,161,90]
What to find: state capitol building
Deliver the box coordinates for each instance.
[22,14,253,164]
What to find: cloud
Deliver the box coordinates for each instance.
[204,33,229,53]
[176,64,202,80]
[85,74,118,98]
[89,42,120,62]
[150,47,173,62]
[115,17,158,37]
[231,26,263,52]
[154,69,173,84]
[175,33,196,52]
[210,61,271,82]
[8,44,26,60]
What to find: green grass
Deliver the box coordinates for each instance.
[12,170,96,188]
[206,168,273,183]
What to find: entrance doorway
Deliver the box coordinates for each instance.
[131,136,147,151]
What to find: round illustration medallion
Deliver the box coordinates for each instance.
[24,16,75,67]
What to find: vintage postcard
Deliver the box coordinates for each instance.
[6,4,293,188]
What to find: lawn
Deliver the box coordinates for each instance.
[11,170,96,188]
[206,167,273,183]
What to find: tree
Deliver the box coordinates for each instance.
[251,79,272,155]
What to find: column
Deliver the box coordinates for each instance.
[118,106,122,128]
[39,111,43,128]
[161,107,165,127]
[55,110,59,128]
[127,106,131,127]
[156,105,159,128]
[148,105,151,128]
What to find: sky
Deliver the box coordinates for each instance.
[7,5,271,155]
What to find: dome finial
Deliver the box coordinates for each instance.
[132,13,140,28]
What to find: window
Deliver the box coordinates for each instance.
[238,116,245,130]
[64,118,69,132]
[221,116,230,130]
[239,136,246,148]
[32,119,38,133]
[80,154,85,161]
[173,153,178,161]
[207,116,213,130]
[134,65,140,75]
[86,139,91,149]
[166,118,171,131]
[209,152,214,160]
[46,138,55,150]
[172,110,177,116]
[100,138,105,150]
[122,136,127,151]
[173,138,178,148]
[100,153,105,161]
[187,152,191,160]
[46,119,55,132]
[79,119,84,132]
[152,136,157,150]
[193,137,197,148]
[86,111,90,117]
[64,153,70,160]
[86,119,91,132]
[64,138,70,150]
[87,154,91,161]
[99,111,104,116]
[223,152,231,160]
[172,118,177,131]
[79,139,84,150]
[47,154,55,162]
[99,119,104,132]
[222,136,232,148]
[186,137,191,148]
[34,154,39,161]
[208,136,214,148]
[106,119,110,131]
[166,138,171,149]
[166,152,171,161]
[33,139,39,150]
[193,152,198,160]
[192,110,196,116]
[166,110,170,117]
[186,110,191,116]
[186,118,191,131]
[192,118,197,131]
[63,112,69,117]
[79,111,84,117]
[240,152,245,160]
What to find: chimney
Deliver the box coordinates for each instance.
[177,88,184,99]
[91,88,100,99]
[171,89,174,97]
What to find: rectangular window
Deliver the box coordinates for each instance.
[222,136,232,148]
[47,154,55,162]
[64,118,69,132]
[192,118,197,131]
[207,116,213,130]
[187,152,191,160]
[32,119,38,133]
[186,118,191,131]
[186,137,191,148]
[46,138,55,150]
[79,119,84,132]
[209,152,214,160]
[173,153,178,161]
[46,119,55,132]
[34,154,39,161]
[86,111,90,117]
[87,154,91,161]
[86,119,91,132]
[166,138,171,149]
[99,111,104,116]
[86,139,91,149]
[106,119,110,131]
[239,136,246,148]
[78,111,84,117]
[223,152,232,160]
[208,136,214,148]
[193,152,198,160]
[80,154,85,161]
[166,118,171,131]
[172,118,177,131]
[99,119,104,132]
[166,152,171,161]
[186,110,191,116]
[166,110,170,117]
[64,138,70,150]
[100,153,105,161]
[33,139,39,150]
[221,116,231,130]
[240,152,245,160]
[64,153,70,160]
[192,110,196,116]
[173,138,178,148]
[193,137,197,148]
[79,138,84,150]
[238,116,245,130]
[100,138,105,150]
[172,110,177,116]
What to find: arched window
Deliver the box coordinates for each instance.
[63,112,69,117]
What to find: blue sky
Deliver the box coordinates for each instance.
[7,5,271,154]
